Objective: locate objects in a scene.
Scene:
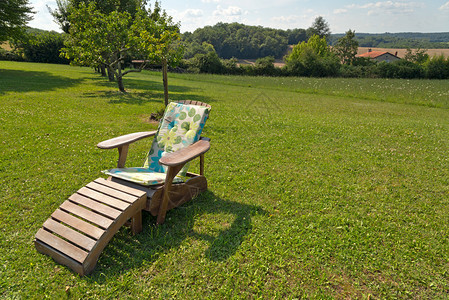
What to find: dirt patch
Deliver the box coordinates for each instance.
[1,42,12,51]
[139,114,160,125]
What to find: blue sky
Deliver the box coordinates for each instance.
[29,0,449,34]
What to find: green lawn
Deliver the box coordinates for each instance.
[1,61,448,298]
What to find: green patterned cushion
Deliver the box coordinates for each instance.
[104,168,185,186]
[103,102,210,186]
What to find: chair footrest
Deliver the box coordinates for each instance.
[34,178,146,276]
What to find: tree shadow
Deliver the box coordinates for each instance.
[84,78,216,105]
[89,190,266,280]
[0,69,84,94]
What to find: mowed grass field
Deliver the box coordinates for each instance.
[1,61,448,298]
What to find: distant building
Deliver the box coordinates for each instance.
[357,49,401,63]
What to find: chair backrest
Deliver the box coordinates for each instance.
[143,101,211,175]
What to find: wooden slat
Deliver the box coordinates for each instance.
[35,240,85,275]
[35,229,88,263]
[60,201,113,229]
[86,181,138,203]
[43,219,96,251]
[52,209,104,240]
[97,178,151,197]
[69,194,121,219]
[77,187,129,210]
[159,139,210,167]
[96,131,156,149]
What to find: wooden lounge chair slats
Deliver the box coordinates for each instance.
[35,178,146,276]
[93,177,147,197]
[51,209,104,240]
[76,187,129,211]
[85,181,139,203]
[68,194,122,219]
[60,200,113,229]
[42,218,97,251]
[35,229,89,263]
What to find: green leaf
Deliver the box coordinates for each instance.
[181,121,190,131]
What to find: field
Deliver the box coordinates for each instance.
[357,47,449,58]
[1,61,449,298]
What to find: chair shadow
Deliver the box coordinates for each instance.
[0,69,84,94]
[90,190,266,280]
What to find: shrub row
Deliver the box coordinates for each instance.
[181,53,449,79]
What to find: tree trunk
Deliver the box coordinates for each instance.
[100,64,107,77]
[162,58,169,107]
[117,76,125,93]
[107,66,115,81]
[116,60,126,93]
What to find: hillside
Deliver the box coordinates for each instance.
[330,32,449,48]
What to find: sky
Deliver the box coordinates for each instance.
[28,0,449,34]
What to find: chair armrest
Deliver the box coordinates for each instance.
[159,139,210,167]
[97,131,157,149]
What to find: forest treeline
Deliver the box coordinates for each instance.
[182,23,449,60]
[182,23,307,59]
[329,32,449,49]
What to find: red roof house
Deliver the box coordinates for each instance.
[357,50,401,63]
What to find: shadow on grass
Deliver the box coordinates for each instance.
[0,69,83,94]
[90,190,266,280]
[86,77,215,105]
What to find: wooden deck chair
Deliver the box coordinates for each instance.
[34,100,211,276]
[97,100,211,225]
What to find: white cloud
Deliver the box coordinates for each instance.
[271,15,300,23]
[335,1,423,17]
[333,8,348,14]
[213,5,243,16]
[202,0,220,2]
[439,2,449,10]
[183,9,204,18]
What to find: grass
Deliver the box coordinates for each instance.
[1,61,449,298]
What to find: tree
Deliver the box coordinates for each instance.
[48,0,140,33]
[306,16,331,40]
[0,0,34,42]
[333,29,358,65]
[404,48,429,65]
[62,2,144,92]
[48,0,141,78]
[285,34,339,77]
[286,34,331,62]
[131,2,182,105]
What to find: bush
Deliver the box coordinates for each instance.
[376,60,424,79]
[339,65,377,78]
[285,49,340,77]
[425,55,449,79]
[12,31,69,64]
[254,56,278,76]
[188,51,224,74]
[0,48,23,61]
[222,58,243,75]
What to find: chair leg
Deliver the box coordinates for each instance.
[157,165,184,225]
[131,210,142,234]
